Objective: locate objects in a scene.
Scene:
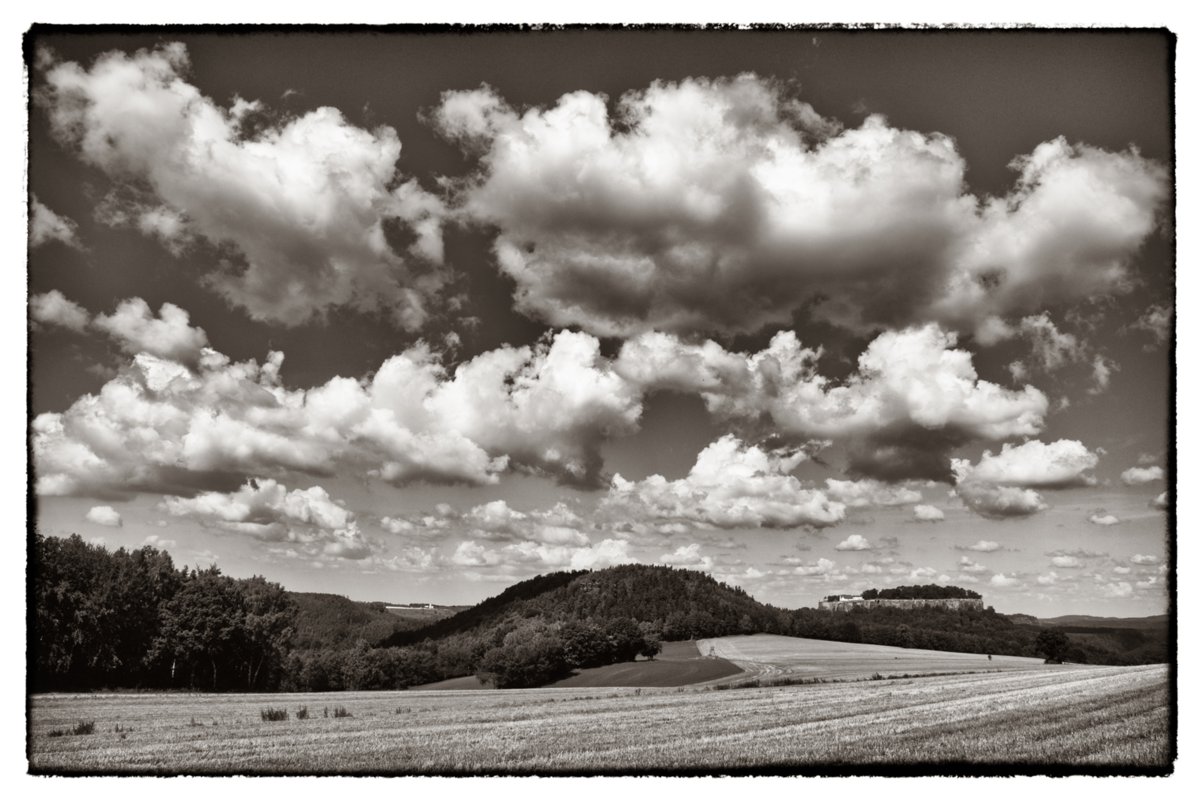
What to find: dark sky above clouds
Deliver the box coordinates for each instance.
[27,27,1174,614]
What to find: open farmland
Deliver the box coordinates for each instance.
[29,663,1169,773]
[700,634,1047,684]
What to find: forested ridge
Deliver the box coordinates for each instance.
[31,534,1165,693]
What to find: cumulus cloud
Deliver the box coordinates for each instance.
[85,505,122,527]
[1087,513,1120,526]
[618,324,1048,482]
[1104,581,1133,598]
[913,504,945,522]
[142,534,176,549]
[954,480,1047,519]
[1121,465,1164,485]
[959,556,988,574]
[1152,492,1168,510]
[38,43,448,329]
[30,196,81,248]
[834,534,873,551]
[952,439,1098,489]
[660,543,715,571]
[951,439,1098,519]
[92,298,210,364]
[794,558,838,577]
[452,537,635,573]
[435,76,1165,338]
[31,329,643,499]
[1037,571,1059,586]
[1131,554,1159,565]
[964,540,1002,552]
[160,478,373,559]
[990,573,1022,588]
[30,290,90,331]
[461,500,589,546]
[1050,555,1084,569]
[604,435,845,529]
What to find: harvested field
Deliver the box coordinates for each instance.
[700,634,1047,684]
[29,663,1169,773]
[547,641,742,688]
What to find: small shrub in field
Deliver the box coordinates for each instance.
[332,706,352,718]
[323,707,329,718]
[296,706,309,720]
[870,672,885,681]
[261,707,289,722]
[395,707,411,714]
[50,720,96,737]
[189,717,201,727]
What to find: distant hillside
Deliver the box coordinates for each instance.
[290,592,460,650]
[379,564,790,650]
[283,567,1169,692]
[1006,613,1167,665]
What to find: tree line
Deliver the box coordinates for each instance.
[32,533,295,691]
[858,585,982,600]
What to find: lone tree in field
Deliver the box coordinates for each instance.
[1036,629,1071,663]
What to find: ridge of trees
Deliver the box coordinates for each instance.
[858,584,983,600]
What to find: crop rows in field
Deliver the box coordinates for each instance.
[29,664,1169,773]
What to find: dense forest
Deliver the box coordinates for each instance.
[858,585,982,600]
[31,534,1164,693]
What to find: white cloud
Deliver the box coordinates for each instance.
[951,439,1098,520]
[1113,566,1132,575]
[30,290,90,331]
[32,329,646,498]
[160,478,373,559]
[92,298,209,364]
[1087,513,1120,526]
[1050,555,1083,569]
[660,544,715,571]
[966,540,1002,552]
[912,504,945,522]
[604,435,845,530]
[1104,581,1134,598]
[990,573,1022,588]
[452,536,635,573]
[795,558,837,577]
[38,43,448,329]
[436,78,1165,338]
[141,534,176,549]
[955,480,1047,519]
[1121,465,1164,485]
[30,196,81,248]
[1037,571,1058,586]
[951,439,1099,489]
[1131,554,1159,565]
[85,505,122,527]
[1016,313,1084,371]
[834,534,873,551]
[959,556,988,574]
[618,324,1049,482]
[1153,492,1168,510]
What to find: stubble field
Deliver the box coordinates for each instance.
[29,634,1170,774]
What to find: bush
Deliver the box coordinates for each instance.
[332,706,352,718]
[49,720,95,738]
[261,707,289,721]
[295,705,309,720]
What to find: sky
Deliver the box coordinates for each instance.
[25,27,1175,617]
